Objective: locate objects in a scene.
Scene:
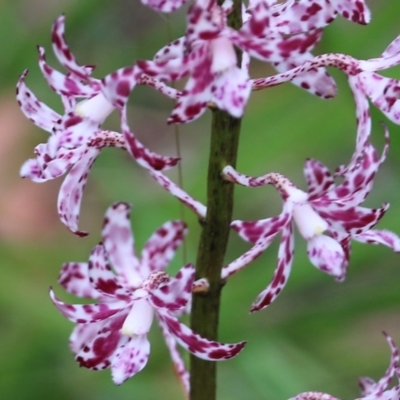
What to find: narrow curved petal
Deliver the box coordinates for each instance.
[102,203,142,287]
[231,201,293,244]
[222,231,279,280]
[157,318,189,397]
[158,311,246,360]
[88,244,130,298]
[111,334,150,385]
[352,230,400,252]
[150,264,195,311]
[121,107,180,171]
[336,77,372,176]
[359,72,400,123]
[16,70,61,133]
[58,262,100,299]
[154,37,185,64]
[251,222,294,312]
[52,15,97,84]
[304,158,335,200]
[359,333,399,396]
[38,46,96,98]
[150,171,207,219]
[75,312,127,370]
[382,34,400,58]
[141,221,188,274]
[50,289,125,323]
[57,146,100,236]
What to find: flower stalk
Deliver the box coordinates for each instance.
[189,3,243,398]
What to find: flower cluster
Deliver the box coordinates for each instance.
[17,0,400,395]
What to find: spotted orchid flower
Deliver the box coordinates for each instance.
[222,128,400,312]
[50,203,245,385]
[129,0,335,124]
[18,15,183,235]
[290,333,400,400]
[253,32,400,171]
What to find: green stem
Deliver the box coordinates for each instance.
[189,2,242,398]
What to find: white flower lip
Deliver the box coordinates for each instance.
[210,37,237,73]
[122,299,155,336]
[293,203,328,240]
[75,92,115,124]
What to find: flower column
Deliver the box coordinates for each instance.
[189,1,242,399]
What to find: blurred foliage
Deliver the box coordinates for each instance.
[1,0,400,399]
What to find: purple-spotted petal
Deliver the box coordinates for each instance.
[154,38,185,64]
[88,244,130,298]
[158,311,246,360]
[353,230,400,252]
[111,334,150,385]
[167,53,214,124]
[75,312,127,370]
[69,321,103,354]
[38,46,97,98]
[141,221,188,274]
[102,203,142,287]
[212,67,251,118]
[332,0,370,24]
[222,229,280,280]
[17,70,61,133]
[307,234,345,278]
[232,202,293,244]
[150,171,207,218]
[359,72,400,123]
[359,332,399,396]
[251,222,294,312]
[121,107,180,170]
[157,318,189,396]
[304,158,335,200]
[150,264,194,311]
[50,289,125,323]
[58,262,100,299]
[52,15,97,84]
[320,204,389,235]
[57,146,99,236]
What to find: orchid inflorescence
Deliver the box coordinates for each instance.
[17,0,400,397]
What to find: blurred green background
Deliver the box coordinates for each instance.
[1,0,400,399]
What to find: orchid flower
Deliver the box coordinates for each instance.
[50,203,245,385]
[222,127,400,312]
[290,333,400,400]
[252,32,400,171]
[17,15,183,235]
[121,0,336,125]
